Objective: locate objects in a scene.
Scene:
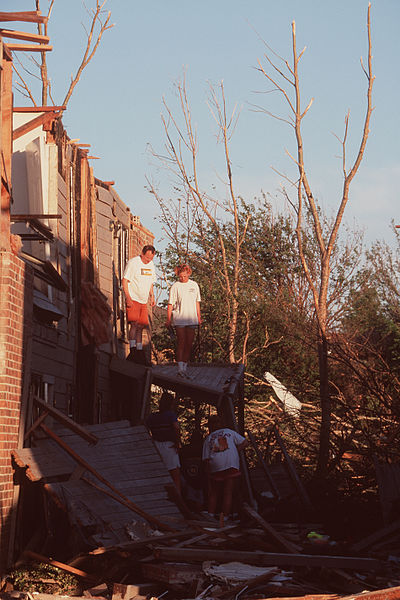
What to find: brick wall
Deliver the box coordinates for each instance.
[0,250,32,574]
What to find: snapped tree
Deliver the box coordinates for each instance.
[256,4,374,476]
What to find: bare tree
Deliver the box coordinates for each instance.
[256,4,374,475]
[148,76,264,363]
[13,0,114,108]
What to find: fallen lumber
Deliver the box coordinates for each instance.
[89,528,198,555]
[22,551,97,582]
[34,396,98,444]
[152,547,383,570]
[39,423,174,532]
[243,503,301,553]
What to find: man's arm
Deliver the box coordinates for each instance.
[237,438,249,452]
[166,303,173,326]
[149,283,155,307]
[173,421,181,449]
[196,301,201,325]
[122,278,132,307]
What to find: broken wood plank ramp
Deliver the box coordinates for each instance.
[13,421,181,546]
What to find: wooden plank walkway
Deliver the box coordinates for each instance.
[12,421,182,547]
[151,363,245,404]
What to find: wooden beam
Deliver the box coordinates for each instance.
[13,111,58,141]
[23,551,96,581]
[14,105,66,112]
[11,214,61,221]
[0,28,50,44]
[0,12,47,24]
[152,547,383,570]
[5,43,52,52]
[33,396,98,445]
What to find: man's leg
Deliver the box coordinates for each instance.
[221,477,235,517]
[207,477,219,515]
[169,467,181,495]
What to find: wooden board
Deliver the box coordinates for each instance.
[151,363,245,404]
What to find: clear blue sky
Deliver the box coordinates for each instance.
[4,1,400,249]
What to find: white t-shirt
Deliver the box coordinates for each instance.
[123,256,156,304]
[169,279,201,326]
[202,428,246,473]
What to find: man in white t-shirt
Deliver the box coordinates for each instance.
[122,245,156,358]
[202,414,248,521]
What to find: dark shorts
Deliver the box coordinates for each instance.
[210,467,241,482]
[127,301,149,325]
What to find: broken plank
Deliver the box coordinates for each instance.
[152,547,383,570]
[243,502,301,553]
[23,551,97,581]
[5,43,52,52]
[0,29,50,43]
[0,12,47,24]
[34,396,98,444]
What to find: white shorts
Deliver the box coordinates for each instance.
[155,440,181,471]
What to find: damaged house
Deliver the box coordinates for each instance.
[0,25,155,570]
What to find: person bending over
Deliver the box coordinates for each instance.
[202,415,248,521]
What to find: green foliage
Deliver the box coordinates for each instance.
[11,563,80,594]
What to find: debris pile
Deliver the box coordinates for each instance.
[6,408,400,599]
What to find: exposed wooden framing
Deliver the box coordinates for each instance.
[11,214,61,221]
[1,42,12,251]
[33,396,98,445]
[5,43,52,53]
[14,105,66,113]
[13,111,59,141]
[87,156,100,159]
[0,12,47,24]
[0,29,50,44]
[152,547,383,570]
[39,422,173,532]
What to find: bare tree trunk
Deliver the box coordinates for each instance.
[257,4,374,477]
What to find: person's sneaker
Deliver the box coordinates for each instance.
[177,370,186,378]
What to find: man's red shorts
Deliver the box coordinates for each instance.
[126,301,149,325]
[210,468,241,482]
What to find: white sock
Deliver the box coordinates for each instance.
[182,362,187,372]
[136,342,143,350]
[178,361,184,372]
[130,340,136,348]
